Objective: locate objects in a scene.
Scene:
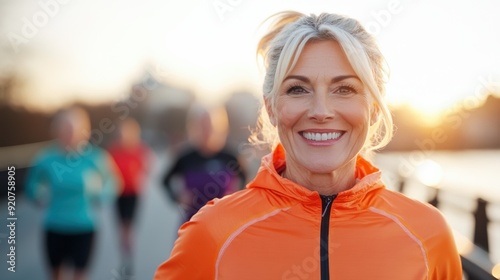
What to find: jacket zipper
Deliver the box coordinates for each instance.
[320,194,336,280]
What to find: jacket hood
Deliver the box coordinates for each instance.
[247,144,385,209]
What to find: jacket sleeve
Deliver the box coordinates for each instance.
[154,214,219,280]
[162,158,182,203]
[93,148,121,203]
[427,214,463,279]
[24,154,48,205]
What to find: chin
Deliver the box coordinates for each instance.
[304,150,360,172]
[302,160,342,174]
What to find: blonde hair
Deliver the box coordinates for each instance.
[252,11,393,156]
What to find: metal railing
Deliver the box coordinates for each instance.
[398,176,499,280]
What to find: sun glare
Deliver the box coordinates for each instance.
[386,84,452,127]
[493,263,500,279]
[1,0,500,114]
[408,103,446,127]
[415,160,444,187]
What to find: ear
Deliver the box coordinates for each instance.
[265,97,277,127]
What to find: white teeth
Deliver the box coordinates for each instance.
[303,132,342,141]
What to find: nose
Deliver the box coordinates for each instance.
[307,91,335,122]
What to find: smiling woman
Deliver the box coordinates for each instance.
[153,11,463,280]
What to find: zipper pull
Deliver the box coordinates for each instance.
[321,195,335,217]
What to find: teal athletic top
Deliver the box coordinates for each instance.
[26,142,118,233]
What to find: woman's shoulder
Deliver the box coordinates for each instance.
[30,143,61,163]
[197,187,274,219]
[373,189,453,236]
[186,187,284,240]
[375,189,443,215]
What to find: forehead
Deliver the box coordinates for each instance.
[288,40,356,77]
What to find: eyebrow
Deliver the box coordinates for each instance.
[283,75,361,83]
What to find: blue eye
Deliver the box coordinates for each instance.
[335,85,357,95]
[286,85,308,95]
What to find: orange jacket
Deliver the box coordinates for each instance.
[154,145,462,279]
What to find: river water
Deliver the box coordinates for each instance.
[374,149,500,264]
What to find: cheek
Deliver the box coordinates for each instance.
[339,100,371,130]
[276,99,306,129]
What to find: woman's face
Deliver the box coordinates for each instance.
[56,109,91,150]
[270,40,373,174]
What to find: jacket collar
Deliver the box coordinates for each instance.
[248,144,384,209]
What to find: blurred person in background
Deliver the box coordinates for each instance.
[25,106,120,280]
[161,103,246,225]
[107,117,152,272]
[154,11,462,279]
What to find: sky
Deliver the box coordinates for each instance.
[1,0,500,120]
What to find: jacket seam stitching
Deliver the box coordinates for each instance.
[369,206,429,280]
[214,207,290,279]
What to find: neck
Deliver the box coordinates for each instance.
[281,159,357,196]
[197,145,217,157]
[121,140,138,150]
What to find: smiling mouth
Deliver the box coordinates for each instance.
[301,131,344,141]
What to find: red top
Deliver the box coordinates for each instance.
[108,142,150,196]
